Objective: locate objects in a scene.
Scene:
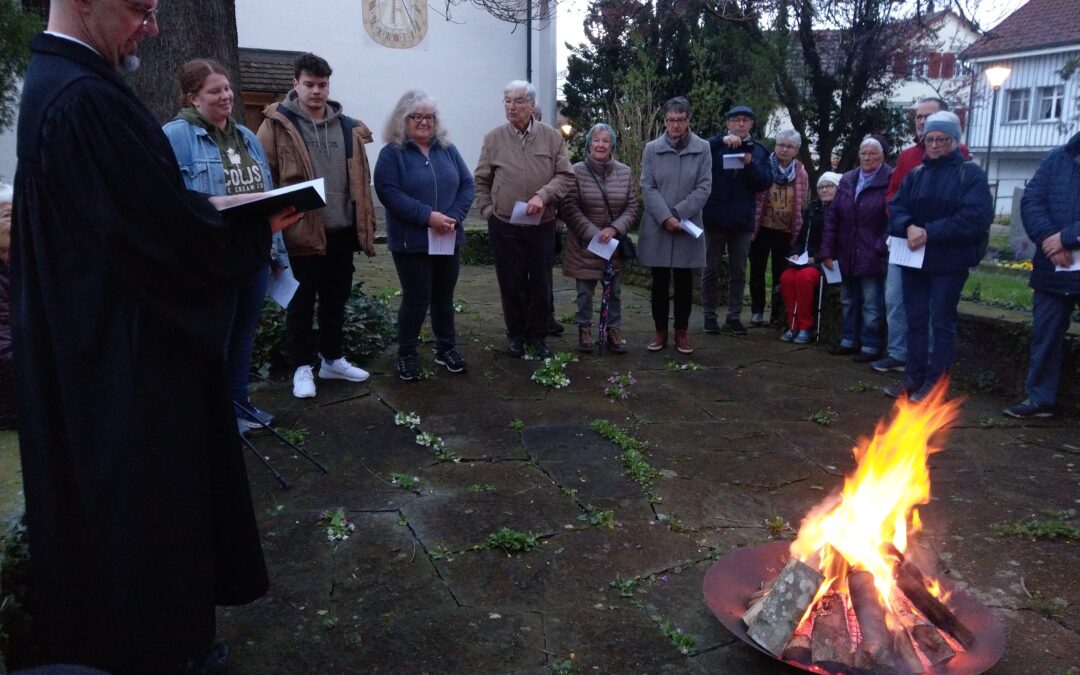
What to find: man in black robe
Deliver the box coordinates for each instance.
[12,1,298,671]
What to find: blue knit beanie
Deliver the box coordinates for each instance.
[924,111,961,142]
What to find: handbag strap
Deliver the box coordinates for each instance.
[584,161,616,226]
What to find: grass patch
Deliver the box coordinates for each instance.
[993,510,1078,540]
[962,268,1032,310]
[483,527,541,553]
[579,504,615,528]
[590,419,658,495]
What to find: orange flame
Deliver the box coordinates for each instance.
[790,379,960,604]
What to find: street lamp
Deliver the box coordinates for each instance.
[560,123,573,139]
[984,65,1011,210]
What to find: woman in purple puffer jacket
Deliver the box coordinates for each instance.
[819,136,893,363]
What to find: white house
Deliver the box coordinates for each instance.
[1,1,560,186]
[960,0,1079,214]
[888,10,981,121]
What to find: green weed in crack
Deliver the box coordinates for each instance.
[809,410,835,426]
[578,504,615,529]
[468,483,496,493]
[389,473,421,492]
[317,508,355,542]
[993,510,1079,540]
[531,352,578,388]
[275,426,309,447]
[482,527,541,553]
[656,617,696,655]
[610,573,638,598]
[509,419,525,432]
[589,419,658,495]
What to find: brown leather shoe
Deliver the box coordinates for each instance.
[646,331,668,351]
[606,327,628,354]
[578,326,594,353]
[674,328,693,354]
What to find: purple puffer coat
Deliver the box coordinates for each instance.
[819,164,894,278]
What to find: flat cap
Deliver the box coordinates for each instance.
[726,105,756,119]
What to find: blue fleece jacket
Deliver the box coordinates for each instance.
[374,140,475,253]
[887,149,994,273]
[1022,132,1080,296]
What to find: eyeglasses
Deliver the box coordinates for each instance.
[914,114,931,121]
[775,143,798,150]
[664,117,688,125]
[924,136,953,146]
[818,184,837,189]
[408,114,436,124]
[122,0,159,26]
[503,98,530,106]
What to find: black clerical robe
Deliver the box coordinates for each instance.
[13,34,269,672]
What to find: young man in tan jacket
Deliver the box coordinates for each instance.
[474,80,574,359]
[257,53,377,398]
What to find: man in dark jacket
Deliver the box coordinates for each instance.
[701,105,773,335]
[1003,131,1080,418]
[12,1,298,670]
[885,112,993,402]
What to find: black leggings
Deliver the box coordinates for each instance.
[650,267,692,331]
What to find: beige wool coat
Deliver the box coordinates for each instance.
[561,156,638,281]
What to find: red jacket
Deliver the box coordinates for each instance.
[886,140,970,207]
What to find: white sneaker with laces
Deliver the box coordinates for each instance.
[319,356,370,382]
[292,365,317,398]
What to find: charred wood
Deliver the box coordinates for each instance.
[849,571,903,672]
[912,623,957,665]
[811,592,854,666]
[895,560,975,649]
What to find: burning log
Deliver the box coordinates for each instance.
[912,622,957,665]
[811,593,854,667]
[745,558,825,656]
[848,571,904,672]
[895,560,974,649]
[781,634,812,664]
[893,626,926,674]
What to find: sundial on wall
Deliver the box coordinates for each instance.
[364,0,428,48]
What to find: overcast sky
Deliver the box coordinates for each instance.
[555,0,1031,94]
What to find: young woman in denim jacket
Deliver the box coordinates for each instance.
[163,58,289,432]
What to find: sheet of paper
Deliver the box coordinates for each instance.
[587,231,619,260]
[723,154,744,170]
[267,266,300,309]
[822,260,842,284]
[427,228,456,255]
[888,236,925,269]
[509,200,542,225]
[787,251,809,266]
[679,219,703,239]
[1055,256,1080,272]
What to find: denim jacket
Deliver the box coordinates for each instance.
[162,119,289,268]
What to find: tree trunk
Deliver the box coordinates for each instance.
[127,0,241,124]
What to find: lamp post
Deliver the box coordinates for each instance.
[983,65,1011,210]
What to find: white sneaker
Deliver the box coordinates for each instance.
[318,356,370,383]
[292,365,316,398]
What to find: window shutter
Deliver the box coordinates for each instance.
[941,53,956,79]
[927,53,943,79]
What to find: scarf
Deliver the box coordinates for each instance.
[665,132,690,153]
[769,153,796,185]
[855,166,880,199]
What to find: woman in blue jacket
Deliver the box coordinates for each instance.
[163,59,288,432]
[374,90,475,381]
[886,112,993,402]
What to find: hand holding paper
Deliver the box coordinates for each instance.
[510,200,542,225]
[888,236,925,269]
[679,219,703,238]
[587,231,619,260]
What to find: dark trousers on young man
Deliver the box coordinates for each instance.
[488,216,556,344]
[285,227,356,367]
[901,268,968,391]
[702,225,752,322]
[392,251,460,357]
[651,267,693,331]
[749,227,790,320]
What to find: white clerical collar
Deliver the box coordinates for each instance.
[45,31,101,58]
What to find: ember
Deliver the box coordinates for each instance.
[740,380,981,673]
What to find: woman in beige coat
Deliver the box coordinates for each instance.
[561,124,639,354]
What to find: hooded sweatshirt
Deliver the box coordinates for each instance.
[282,90,351,230]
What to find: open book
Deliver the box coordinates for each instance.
[220,178,326,219]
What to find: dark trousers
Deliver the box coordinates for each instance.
[1025,290,1078,407]
[701,226,752,321]
[285,228,356,366]
[226,264,270,405]
[901,268,968,390]
[748,227,790,317]
[651,267,693,331]
[392,251,460,357]
[488,216,555,343]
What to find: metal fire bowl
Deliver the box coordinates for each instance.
[703,541,1005,675]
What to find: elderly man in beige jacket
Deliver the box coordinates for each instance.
[475,80,574,359]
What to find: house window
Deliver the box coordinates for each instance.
[1005,88,1030,123]
[1037,85,1064,121]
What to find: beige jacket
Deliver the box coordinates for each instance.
[561,157,638,280]
[474,121,574,223]
[256,102,377,257]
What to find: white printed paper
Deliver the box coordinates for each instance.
[888,236,925,269]
[679,219,704,238]
[787,251,809,266]
[427,228,456,255]
[509,200,542,225]
[723,154,744,170]
[587,231,619,260]
[267,266,300,308]
[822,260,842,284]
[1055,256,1080,271]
